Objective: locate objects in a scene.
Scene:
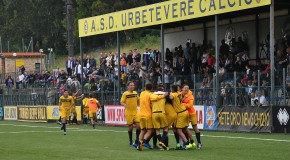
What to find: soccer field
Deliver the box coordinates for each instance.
[0,121,289,160]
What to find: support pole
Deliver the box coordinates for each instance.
[215,15,221,107]
[161,24,165,85]
[22,38,25,52]
[0,37,2,53]
[80,38,84,95]
[117,32,121,102]
[66,0,74,56]
[31,37,33,52]
[270,0,275,106]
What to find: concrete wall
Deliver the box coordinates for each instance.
[164,16,289,60]
[4,57,45,73]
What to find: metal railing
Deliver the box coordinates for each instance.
[1,69,289,107]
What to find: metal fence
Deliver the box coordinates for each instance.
[0,69,289,107]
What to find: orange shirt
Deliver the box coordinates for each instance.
[86,98,99,111]
[182,91,195,115]
[139,90,152,118]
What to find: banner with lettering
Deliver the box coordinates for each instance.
[104,105,127,126]
[79,0,271,37]
[4,106,18,120]
[217,106,271,133]
[18,106,47,122]
[0,106,4,120]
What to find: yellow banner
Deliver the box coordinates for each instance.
[78,0,271,37]
[18,106,47,121]
[47,106,82,121]
[16,60,24,67]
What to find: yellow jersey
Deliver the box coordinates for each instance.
[59,96,74,110]
[120,91,139,116]
[150,92,166,113]
[170,92,186,113]
[82,98,89,108]
[139,90,152,117]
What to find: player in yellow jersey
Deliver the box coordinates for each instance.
[150,87,169,150]
[70,90,83,125]
[137,83,154,151]
[182,84,202,149]
[169,85,191,149]
[59,90,74,135]
[82,93,89,124]
[120,82,140,147]
[86,93,100,129]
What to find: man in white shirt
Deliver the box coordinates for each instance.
[74,61,82,81]
[16,72,25,89]
[258,90,268,107]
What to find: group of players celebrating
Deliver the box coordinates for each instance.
[121,82,202,151]
[58,81,202,151]
[58,90,100,135]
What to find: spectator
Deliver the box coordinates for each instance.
[220,39,230,57]
[66,56,75,76]
[20,65,25,74]
[16,72,24,89]
[5,75,14,92]
[120,53,127,72]
[258,90,268,106]
[74,61,82,81]
[275,50,287,84]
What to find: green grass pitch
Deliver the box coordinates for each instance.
[0,121,290,160]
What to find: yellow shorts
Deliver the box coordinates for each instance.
[126,114,140,125]
[189,114,197,125]
[165,103,177,127]
[89,110,97,118]
[61,110,70,119]
[152,113,168,129]
[71,108,76,114]
[83,108,89,116]
[139,117,153,129]
[175,110,189,129]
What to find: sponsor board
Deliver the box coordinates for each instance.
[46,106,82,121]
[0,106,3,120]
[18,106,47,121]
[104,105,126,126]
[4,106,18,120]
[272,106,290,133]
[217,106,271,133]
[204,106,218,130]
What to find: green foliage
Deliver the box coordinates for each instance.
[0,0,166,55]
[0,0,66,53]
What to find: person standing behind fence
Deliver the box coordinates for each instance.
[74,60,82,81]
[86,93,100,129]
[66,56,75,76]
[120,81,140,147]
[5,75,14,92]
[59,90,74,135]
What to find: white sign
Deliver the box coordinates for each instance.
[104,105,126,126]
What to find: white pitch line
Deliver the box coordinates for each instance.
[0,124,80,130]
[1,124,290,143]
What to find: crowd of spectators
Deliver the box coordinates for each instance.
[3,35,290,106]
